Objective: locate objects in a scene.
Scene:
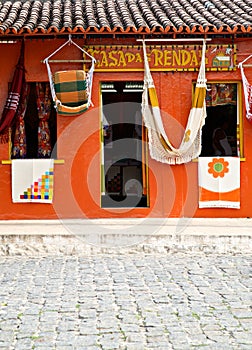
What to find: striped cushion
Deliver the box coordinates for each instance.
[54,70,88,107]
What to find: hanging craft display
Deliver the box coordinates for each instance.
[198,157,240,209]
[12,159,54,203]
[12,84,30,158]
[0,40,26,143]
[141,40,207,164]
[43,36,96,117]
[238,57,252,123]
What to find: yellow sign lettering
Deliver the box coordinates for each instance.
[181,50,191,66]
[135,53,142,63]
[85,45,235,71]
[164,50,172,66]
[100,51,109,67]
[125,52,135,63]
[117,51,127,67]
[108,51,118,67]
[172,50,181,66]
[152,49,163,66]
[190,50,198,66]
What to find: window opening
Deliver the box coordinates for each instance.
[200,83,240,157]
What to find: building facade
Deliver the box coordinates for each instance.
[0,0,252,220]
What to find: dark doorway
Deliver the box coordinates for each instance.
[101,81,148,208]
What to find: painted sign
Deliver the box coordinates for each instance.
[85,44,236,72]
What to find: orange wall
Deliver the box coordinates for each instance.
[0,38,252,220]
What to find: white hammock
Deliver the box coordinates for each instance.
[238,57,252,123]
[141,40,207,164]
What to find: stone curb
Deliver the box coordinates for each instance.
[0,218,251,255]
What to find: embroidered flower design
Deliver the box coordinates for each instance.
[208,158,229,178]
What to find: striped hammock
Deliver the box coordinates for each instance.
[46,64,95,117]
[141,40,207,164]
[44,37,95,117]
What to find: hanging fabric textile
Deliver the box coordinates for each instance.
[198,157,240,209]
[12,159,54,203]
[0,40,26,143]
[43,36,96,117]
[238,58,252,123]
[12,84,30,158]
[141,40,207,164]
[36,83,52,158]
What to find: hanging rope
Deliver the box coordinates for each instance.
[141,40,207,164]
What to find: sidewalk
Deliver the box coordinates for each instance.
[0,218,251,255]
[0,219,251,349]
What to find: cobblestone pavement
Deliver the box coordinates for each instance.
[0,253,251,350]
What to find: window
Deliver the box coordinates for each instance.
[200,82,242,157]
[11,82,57,159]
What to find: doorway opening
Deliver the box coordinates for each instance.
[101,81,148,208]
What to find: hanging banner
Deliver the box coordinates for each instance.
[198,157,240,209]
[85,44,236,72]
[12,159,54,203]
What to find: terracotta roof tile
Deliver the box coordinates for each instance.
[0,0,252,36]
[106,0,124,30]
[72,0,85,31]
[116,0,136,30]
[146,0,172,31]
[47,0,60,33]
[95,0,110,30]
[36,1,51,33]
[127,0,148,30]
[23,1,42,33]
[84,0,98,29]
